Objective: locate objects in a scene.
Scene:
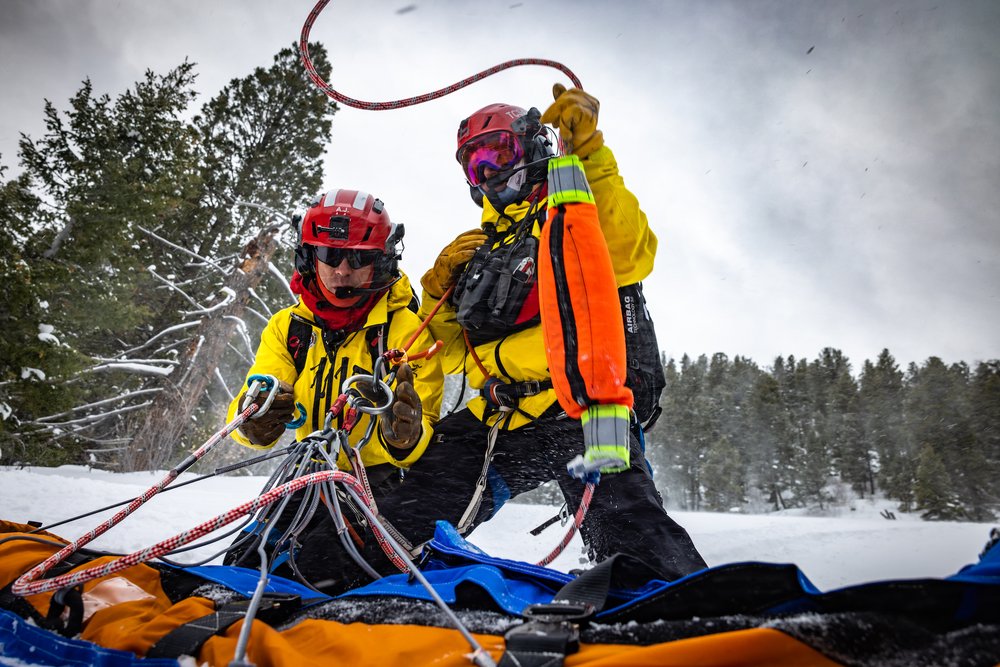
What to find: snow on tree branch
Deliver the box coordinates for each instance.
[89,362,175,377]
[268,261,296,303]
[34,388,163,423]
[28,400,155,429]
[215,368,235,401]
[136,224,229,276]
[182,287,236,317]
[223,315,254,357]
[37,324,66,346]
[248,287,273,318]
[121,321,200,357]
[231,200,292,221]
[147,266,204,309]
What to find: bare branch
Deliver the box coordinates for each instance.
[248,287,273,318]
[223,315,255,357]
[177,335,205,386]
[182,287,236,317]
[147,266,204,309]
[136,224,229,276]
[268,261,296,303]
[120,321,201,357]
[215,367,235,401]
[34,388,162,423]
[231,199,292,223]
[244,304,270,326]
[29,400,155,429]
[226,340,254,367]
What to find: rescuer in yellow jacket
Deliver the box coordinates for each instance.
[225,189,443,477]
[357,87,707,583]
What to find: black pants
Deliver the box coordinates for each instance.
[293,406,706,590]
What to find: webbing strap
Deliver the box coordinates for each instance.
[455,418,504,535]
[146,593,304,659]
[498,555,655,667]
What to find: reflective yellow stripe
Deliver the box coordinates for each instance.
[547,155,595,206]
[580,404,630,425]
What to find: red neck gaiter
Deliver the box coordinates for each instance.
[290,271,381,332]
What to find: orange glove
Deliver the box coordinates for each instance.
[540,83,604,159]
[420,228,488,298]
[380,363,422,450]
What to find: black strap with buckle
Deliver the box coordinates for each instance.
[498,555,639,666]
[146,592,307,659]
[484,378,553,411]
[498,601,594,667]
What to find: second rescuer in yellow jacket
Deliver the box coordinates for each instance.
[420,111,656,430]
[354,87,706,585]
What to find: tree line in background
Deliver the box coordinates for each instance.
[0,44,336,472]
[646,349,1000,521]
[1,50,997,523]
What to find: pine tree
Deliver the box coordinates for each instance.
[914,443,965,520]
[905,358,992,519]
[3,44,336,471]
[702,435,745,511]
[0,170,85,464]
[747,361,794,510]
[3,64,202,465]
[968,361,1000,516]
[653,354,713,509]
[859,349,908,504]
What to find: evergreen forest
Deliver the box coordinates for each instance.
[1,52,997,523]
[647,350,1000,522]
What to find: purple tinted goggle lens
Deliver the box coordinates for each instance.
[315,246,381,269]
[458,132,523,187]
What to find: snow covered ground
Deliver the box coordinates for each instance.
[1,465,994,592]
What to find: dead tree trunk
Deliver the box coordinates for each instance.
[121,227,279,471]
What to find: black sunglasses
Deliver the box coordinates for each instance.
[314,246,381,269]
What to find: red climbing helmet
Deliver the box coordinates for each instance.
[456,103,558,207]
[295,189,404,283]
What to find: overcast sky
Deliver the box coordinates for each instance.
[2,0,998,371]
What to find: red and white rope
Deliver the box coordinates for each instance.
[11,402,260,596]
[299,0,583,111]
[13,469,370,596]
[535,481,595,567]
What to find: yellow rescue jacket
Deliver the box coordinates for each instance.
[419,146,656,429]
[227,272,443,470]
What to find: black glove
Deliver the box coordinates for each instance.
[238,380,295,447]
[380,363,422,451]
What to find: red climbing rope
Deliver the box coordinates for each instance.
[299,0,582,110]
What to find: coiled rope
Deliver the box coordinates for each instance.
[299,0,582,111]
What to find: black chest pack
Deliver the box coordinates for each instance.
[451,217,541,348]
[449,213,666,429]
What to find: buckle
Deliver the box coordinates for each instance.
[519,380,542,397]
[522,601,595,623]
[502,602,594,660]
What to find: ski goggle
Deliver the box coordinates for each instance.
[314,246,382,269]
[457,131,524,187]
